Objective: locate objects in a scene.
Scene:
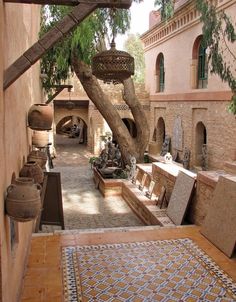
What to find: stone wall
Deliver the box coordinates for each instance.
[0,3,41,301]
[151,163,233,226]
[149,100,236,170]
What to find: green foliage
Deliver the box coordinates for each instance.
[196,0,236,114]
[112,169,128,179]
[154,0,174,20]
[40,5,133,92]
[89,156,99,164]
[124,33,145,83]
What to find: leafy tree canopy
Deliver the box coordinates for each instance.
[154,0,174,20]
[124,33,145,83]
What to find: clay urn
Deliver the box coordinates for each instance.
[27,150,47,169]
[19,161,44,184]
[5,177,42,222]
[28,103,53,130]
[32,130,49,148]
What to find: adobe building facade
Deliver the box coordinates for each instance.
[141,0,236,171]
[0,2,42,301]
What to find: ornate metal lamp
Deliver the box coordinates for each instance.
[92,39,134,84]
[92,8,134,84]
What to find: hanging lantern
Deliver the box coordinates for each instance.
[92,40,135,84]
[65,87,75,110]
[66,101,75,110]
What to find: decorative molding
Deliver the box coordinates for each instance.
[141,0,233,52]
[149,90,232,102]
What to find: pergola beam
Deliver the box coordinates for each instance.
[3,0,132,90]
[3,0,132,8]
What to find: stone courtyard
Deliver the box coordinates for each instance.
[41,135,144,232]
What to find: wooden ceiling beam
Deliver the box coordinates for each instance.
[3,0,132,9]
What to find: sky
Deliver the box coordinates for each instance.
[116,0,156,49]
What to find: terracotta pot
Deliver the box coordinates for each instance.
[5,177,42,222]
[19,161,44,184]
[32,130,49,147]
[27,150,47,169]
[28,103,53,130]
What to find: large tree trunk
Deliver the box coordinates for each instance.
[72,56,150,165]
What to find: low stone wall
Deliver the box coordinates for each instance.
[152,164,233,226]
[94,164,232,227]
[122,182,161,226]
[93,168,123,197]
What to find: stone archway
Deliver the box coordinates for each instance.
[195,121,207,166]
[56,115,88,144]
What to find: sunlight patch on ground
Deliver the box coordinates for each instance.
[105,199,133,214]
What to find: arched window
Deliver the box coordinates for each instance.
[198,41,208,88]
[191,36,208,89]
[156,53,165,92]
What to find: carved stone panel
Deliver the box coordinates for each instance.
[167,171,196,225]
[172,116,183,151]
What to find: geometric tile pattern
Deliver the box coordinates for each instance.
[62,239,236,302]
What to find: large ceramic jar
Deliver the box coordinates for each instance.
[27,150,47,169]
[19,161,44,184]
[28,103,53,130]
[5,177,41,222]
[32,130,49,148]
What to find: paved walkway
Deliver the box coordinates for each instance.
[41,135,144,232]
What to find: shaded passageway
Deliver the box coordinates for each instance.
[41,134,144,232]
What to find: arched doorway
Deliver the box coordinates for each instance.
[195,121,207,166]
[156,117,166,152]
[122,118,137,138]
[56,115,88,144]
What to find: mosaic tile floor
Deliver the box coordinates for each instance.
[62,238,236,302]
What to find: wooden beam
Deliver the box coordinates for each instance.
[4,0,132,9]
[4,0,79,5]
[4,0,132,90]
[45,85,73,104]
[4,3,97,90]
